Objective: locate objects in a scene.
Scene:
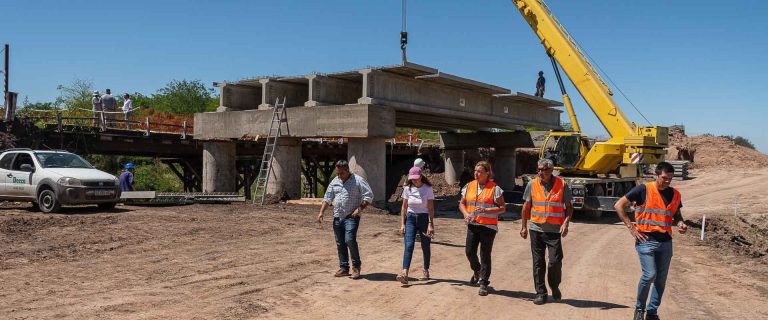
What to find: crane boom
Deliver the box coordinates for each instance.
[512,0,667,176]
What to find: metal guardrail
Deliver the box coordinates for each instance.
[16,109,193,137]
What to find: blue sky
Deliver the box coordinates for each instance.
[3,0,767,152]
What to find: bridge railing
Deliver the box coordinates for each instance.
[15,108,194,138]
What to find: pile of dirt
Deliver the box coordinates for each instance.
[388,172,460,202]
[686,214,768,262]
[668,128,768,169]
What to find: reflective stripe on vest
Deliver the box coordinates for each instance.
[530,177,566,225]
[464,180,499,226]
[635,182,681,236]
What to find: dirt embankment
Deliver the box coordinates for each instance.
[667,128,768,169]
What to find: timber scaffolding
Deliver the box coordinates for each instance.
[195,62,564,205]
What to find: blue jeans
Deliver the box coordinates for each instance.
[402,213,431,270]
[333,216,361,270]
[635,239,673,315]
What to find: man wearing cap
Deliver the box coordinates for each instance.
[317,160,374,280]
[535,71,546,97]
[101,89,117,128]
[119,163,136,192]
[92,91,102,127]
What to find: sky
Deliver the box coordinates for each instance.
[2,0,767,152]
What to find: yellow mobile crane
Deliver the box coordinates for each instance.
[512,0,669,216]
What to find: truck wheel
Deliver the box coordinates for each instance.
[38,189,61,213]
[98,202,117,210]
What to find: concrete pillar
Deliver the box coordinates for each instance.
[444,149,464,185]
[258,79,309,109]
[305,75,362,107]
[493,147,517,191]
[267,138,302,199]
[202,141,236,192]
[348,138,386,205]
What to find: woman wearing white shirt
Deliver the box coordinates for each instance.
[396,166,435,284]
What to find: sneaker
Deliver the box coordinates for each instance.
[533,294,547,305]
[478,284,489,296]
[469,271,481,285]
[419,269,430,281]
[351,267,361,279]
[633,309,645,320]
[396,273,409,284]
[645,313,660,320]
[334,268,350,277]
[551,288,562,301]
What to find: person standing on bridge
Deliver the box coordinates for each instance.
[101,89,117,128]
[91,91,103,127]
[535,71,546,97]
[317,160,374,280]
[520,158,573,305]
[119,163,136,192]
[615,161,688,320]
[459,161,505,296]
[122,93,133,129]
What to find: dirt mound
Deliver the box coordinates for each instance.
[686,215,768,262]
[388,172,460,202]
[668,128,768,169]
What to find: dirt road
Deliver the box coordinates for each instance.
[1,169,767,319]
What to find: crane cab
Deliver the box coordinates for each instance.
[539,132,589,171]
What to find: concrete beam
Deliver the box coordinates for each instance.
[202,141,236,192]
[218,83,261,112]
[348,138,386,205]
[439,131,534,149]
[194,104,396,140]
[305,75,362,107]
[258,79,309,109]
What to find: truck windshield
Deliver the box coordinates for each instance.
[34,153,94,169]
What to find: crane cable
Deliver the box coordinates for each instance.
[572,38,653,126]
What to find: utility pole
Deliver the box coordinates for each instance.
[3,44,17,122]
[3,44,7,110]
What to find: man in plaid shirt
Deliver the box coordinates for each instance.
[317,160,374,279]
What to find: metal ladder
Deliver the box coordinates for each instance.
[252,97,287,204]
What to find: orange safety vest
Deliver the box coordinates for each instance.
[635,182,681,236]
[464,180,499,226]
[530,177,567,225]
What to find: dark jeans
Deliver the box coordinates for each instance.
[635,239,673,315]
[530,230,563,295]
[333,216,361,270]
[402,213,431,270]
[465,224,497,285]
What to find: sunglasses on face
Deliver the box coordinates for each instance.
[537,167,553,172]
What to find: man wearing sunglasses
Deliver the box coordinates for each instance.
[520,158,573,305]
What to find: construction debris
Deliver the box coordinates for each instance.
[121,191,245,205]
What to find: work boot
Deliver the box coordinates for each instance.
[478,283,489,296]
[334,268,350,277]
[645,313,660,320]
[469,271,481,285]
[633,309,645,320]
[551,287,562,301]
[351,267,361,279]
[533,294,547,305]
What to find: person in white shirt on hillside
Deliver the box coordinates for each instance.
[396,166,435,284]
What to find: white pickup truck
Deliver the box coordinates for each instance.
[0,149,121,213]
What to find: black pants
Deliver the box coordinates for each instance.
[530,230,563,295]
[465,224,497,285]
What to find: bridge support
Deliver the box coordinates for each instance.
[203,141,236,192]
[348,138,386,206]
[444,149,464,185]
[267,138,302,200]
[494,147,517,192]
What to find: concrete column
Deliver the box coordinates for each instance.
[267,138,302,199]
[348,138,386,205]
[259,79,309,109]
[494,147,517,191]
[202,141,236,192]
[444,149,464,185]
[305,75,362,107]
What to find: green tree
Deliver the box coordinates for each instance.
[55,78,94,111]
[150,80,218,114]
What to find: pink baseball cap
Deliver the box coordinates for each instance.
[408,166,422,180]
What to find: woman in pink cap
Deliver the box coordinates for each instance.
[396,166,435,284]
